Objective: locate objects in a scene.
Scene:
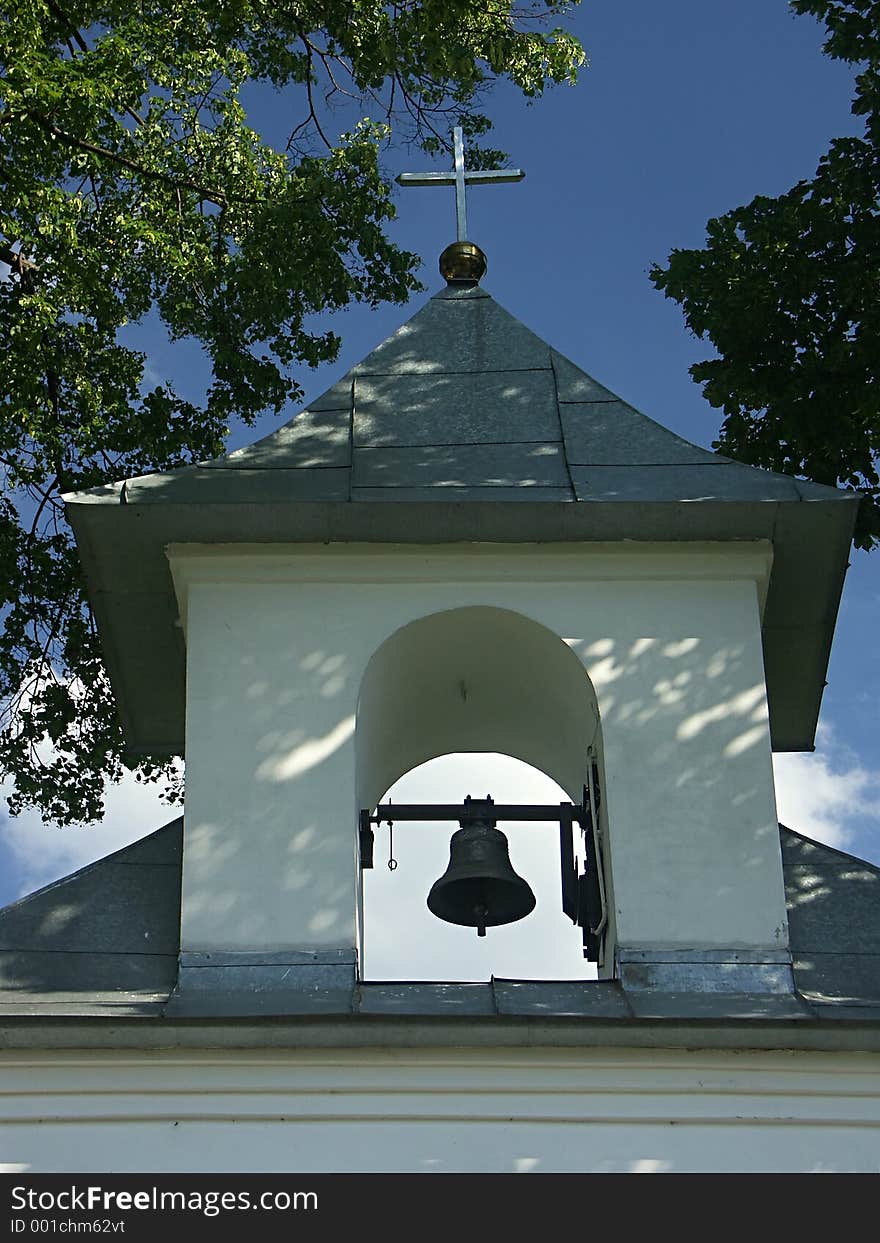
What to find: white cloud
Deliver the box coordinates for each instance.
[0,768,180,903]
[773,726,880,853]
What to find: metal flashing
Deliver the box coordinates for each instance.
[357,983,495,1016]
[492,979,632,1019]
[166,961,357,1018]
[2,1015,880,1055]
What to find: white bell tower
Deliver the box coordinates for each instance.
[66,234,857,1014]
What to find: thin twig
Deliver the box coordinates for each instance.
[297,35,333,150]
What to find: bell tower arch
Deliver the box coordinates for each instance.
[356,605,602,814]
[355,605,609,973]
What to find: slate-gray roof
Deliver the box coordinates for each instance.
[781,826,880,1014]
[0,819,181,1016]
[63,283,858,756]
[105,285,851,504]
[1,820,878,1044]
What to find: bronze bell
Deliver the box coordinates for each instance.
[427,797,536,937]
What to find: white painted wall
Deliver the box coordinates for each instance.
[172,542,783,963]
[2,1046,878,1173]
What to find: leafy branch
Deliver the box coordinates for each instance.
[0,0,585,823]
[651,0,880,549]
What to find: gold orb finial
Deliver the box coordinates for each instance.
[440,241,487,286]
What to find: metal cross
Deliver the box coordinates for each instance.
[396,127,525,242]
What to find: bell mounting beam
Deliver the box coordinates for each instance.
[358,787,607,962]
[365,802,589,825]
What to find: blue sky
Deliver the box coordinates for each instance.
[1,2,877,973]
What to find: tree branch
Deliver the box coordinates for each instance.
[45,0,146,128]
[28,113,229,204]
[0,245,39,276]
[297,36,333,151]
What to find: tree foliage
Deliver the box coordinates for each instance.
[0,0,585,823]
[651,0,880,550]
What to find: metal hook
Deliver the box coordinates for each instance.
[386,804,397,871]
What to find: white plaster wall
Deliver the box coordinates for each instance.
[2,1047,879,1173]
[173,543,783,958]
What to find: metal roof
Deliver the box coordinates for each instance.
[63,283,858,755]
[0,821,877,1041]
[0,819,181,1016]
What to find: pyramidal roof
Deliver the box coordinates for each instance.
[64,282,858,756]
[95,283,846,505]
[203,281,735,502]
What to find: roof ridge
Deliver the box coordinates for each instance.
[780,822,880,876]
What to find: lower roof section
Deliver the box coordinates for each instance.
[0,821,878,1046]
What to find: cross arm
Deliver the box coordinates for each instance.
[464,170,525,183]
[395,125,525,243]
[395,172,456,186]
[396,170,525,186]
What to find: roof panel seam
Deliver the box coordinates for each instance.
[354,440,563,451]
[566,460,735,468]
[346,378,355,501]
[355,366,553,378]
[791,951,880,959]
[568,461,755,469]
[108,861,181,869]
[350,484,569,490]
[0,949,179,959]
[196,464,350,472]
[549,347,577,500]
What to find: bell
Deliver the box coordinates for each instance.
[427,798,536,937]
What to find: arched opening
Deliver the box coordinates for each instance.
[356,606,608,981]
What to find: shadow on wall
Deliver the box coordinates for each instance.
[184,613,360,947]
[569,633,771,770]
[566,630,781,894]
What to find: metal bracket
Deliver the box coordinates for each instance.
[559,805,578,923]
[359,808,375,870]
